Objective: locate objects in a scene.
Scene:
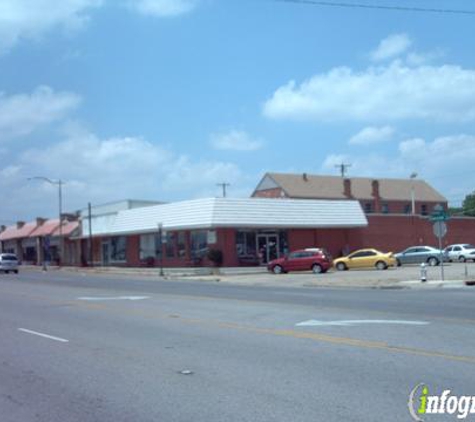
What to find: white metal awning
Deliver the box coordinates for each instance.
[82,197,367,237]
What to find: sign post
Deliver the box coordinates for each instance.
[158,223,165,277]
[430,205,449,282]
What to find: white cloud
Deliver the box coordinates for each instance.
[210,130,263,151]
[0,86,81,142]
[0,0,102,54]
[0,0,197,54]
[349,126,394,146]
[370,33,412,62]
[127,0,198,17]
[263,61,475,122]
[0,126,248,220]
[321,134,475,205]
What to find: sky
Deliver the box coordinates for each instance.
[1,0,475,223]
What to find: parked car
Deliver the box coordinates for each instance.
[444,244,475,262]
[0,253,19,274]
[394,246,447,267]
[333,248,396,271]
[267,248,332,274]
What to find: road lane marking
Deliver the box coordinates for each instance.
[5,292,475,364]
[296,319,430,327]
[3,290,475,326]
[77,296,150,301]
[18,328,69,343]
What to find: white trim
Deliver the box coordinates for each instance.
[82,197,367,237]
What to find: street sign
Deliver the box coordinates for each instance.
[433,221,447,238]
[430,214,449,222]
[429,204,449,222]
[433,218,447,282]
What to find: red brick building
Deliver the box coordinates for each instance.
[251,172,475,255]
[78,198,368,267]
[252,172,447,216]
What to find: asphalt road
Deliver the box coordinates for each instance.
[1,270,474,422]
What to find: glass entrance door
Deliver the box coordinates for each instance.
[257,234,279,264]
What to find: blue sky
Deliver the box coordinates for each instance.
[1,0,475,222]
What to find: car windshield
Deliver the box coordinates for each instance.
[1,255,18,261]
[463,244,475,249]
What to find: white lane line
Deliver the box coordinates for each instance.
[77,296,150,301]
[18,328,69,343]
[295,319,430,327]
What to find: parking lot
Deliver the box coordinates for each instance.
[193,262,475,288]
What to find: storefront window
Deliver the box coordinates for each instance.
[110,236,126,262]
[190,231,208,259]
[278,231,288,256]
[140,234,162,260]
[177,232,186,258]
[24,246,36,262]
[166,232,175,258]
[236,231,257,257]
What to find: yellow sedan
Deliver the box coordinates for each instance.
[333,248,396,271]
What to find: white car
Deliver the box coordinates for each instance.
[0,253,19,274]
[444,244,475,262]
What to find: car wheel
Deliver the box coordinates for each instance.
[396,259,402,267]
[428,257,439,267]
[375,261,387,270]
[312,264,323,274]
[336,262,347,271]
[459,256,466,263]
[272,265,283,274]
[14,270,18,274]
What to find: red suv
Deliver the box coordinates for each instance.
[267,248,332,274]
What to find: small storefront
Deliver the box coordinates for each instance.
[236,229,288,265]
[80,197,368,268]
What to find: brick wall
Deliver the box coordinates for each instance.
[252,188,286,198]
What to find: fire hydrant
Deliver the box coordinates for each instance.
[420,263,427,283]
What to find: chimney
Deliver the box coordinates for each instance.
[1,225,5,232]
[302,173,308,182]
[371,180,380,199]
[36,217,46,226]
[371,180,381,213]
[16,221,25,229]
[343,178,352,198]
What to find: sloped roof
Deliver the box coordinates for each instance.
[256,173,447,202]
[52,220,80,237]
[29,219,60,237]
[91,197,367,237]
[0,222,38,241]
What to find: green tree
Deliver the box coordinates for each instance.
[462,191,475,216]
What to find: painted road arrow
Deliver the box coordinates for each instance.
[77,296,150,301]
[295,319,429,327]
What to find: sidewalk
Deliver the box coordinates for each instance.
[22,263,475,289]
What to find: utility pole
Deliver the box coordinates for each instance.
[335,163,352,178]
[88,202,93,267]
[217,182,230,198]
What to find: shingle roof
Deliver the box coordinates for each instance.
[0,222,38,241]
[29,219,60,237]
[52,220,79,237]
[258,173,447,202]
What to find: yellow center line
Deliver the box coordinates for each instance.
[3,289,475,364]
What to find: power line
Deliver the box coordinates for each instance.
[273,0,475,15]
[335,163,352,178]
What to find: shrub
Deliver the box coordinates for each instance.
[207,249,223,267]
